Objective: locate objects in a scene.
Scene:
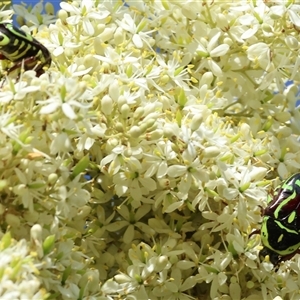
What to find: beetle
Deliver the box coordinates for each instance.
[251,173,300,268]
[0,21,51,79]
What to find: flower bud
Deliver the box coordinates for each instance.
[43,235,55,255]
[120,104,130,119]
[84,54,98,69]
[45,2,55,15]
[48,173,58,185]
[118,95,126,108]
[31,224,43,258]
[262,23,273,33]
[191,114,203,131]
[199,84,208,100]
[146,129,163,140]
[58,10,68,22]
[94,37,104,55]
[139,123,148,133]
[133,107,144,120]
[128,126,142,138]
[95,24,105,35]
[31,224,43,241]
[202,146,220,158]
[101,95,113,115]
[285,36,299,50]
[114,274,131,283]
[160,74,169,85]
[109,80,120,101]
[99,28,114,42]
[114,27,124,45]
[154,256,169,272]
[115,122,124,132]
[216,13,228,30]
[106,138,119,152]
[74,206,92,220]
[223,37,233,46]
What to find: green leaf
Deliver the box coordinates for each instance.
[71,155,90,179]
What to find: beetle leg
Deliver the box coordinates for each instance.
[258,205,264,215]
[0,56,50,88]
[279,249,300,263]
[6,56,40,76]
[249,229,261,238]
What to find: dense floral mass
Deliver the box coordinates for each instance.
[1,0,300,299]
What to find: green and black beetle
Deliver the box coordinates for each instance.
[0,21,51,78]
[251,173,300,268]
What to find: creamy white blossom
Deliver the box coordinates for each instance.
[1,0,300,299]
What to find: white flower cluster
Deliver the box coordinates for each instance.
[0,231,46,299]
[0,0,300,299]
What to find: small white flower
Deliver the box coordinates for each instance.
[112,159,157,207]
[106,205,154,244]
[13,2,56,26]
[191,31,230,76]
[37,77,91,119]
[60,0,110,36]
[143,141,177,178]
[239,2,270,39]
[116,14,156,49]
[247,42,271,70]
